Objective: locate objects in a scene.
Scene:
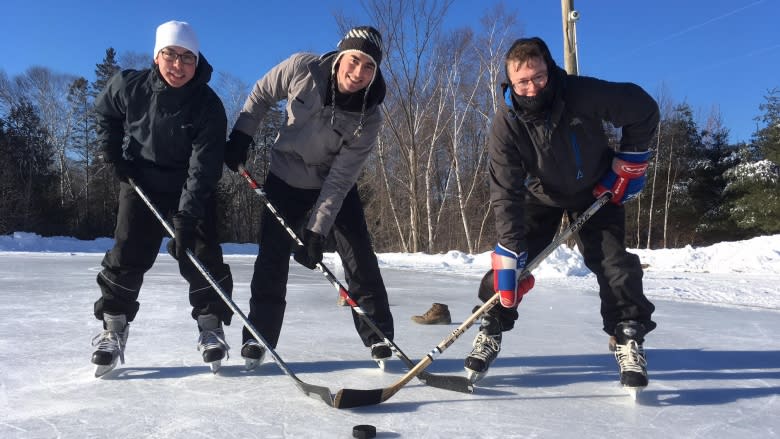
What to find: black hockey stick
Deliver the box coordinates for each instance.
[334,193,612,408]
[237,165,474,394]
[130,179,335,407]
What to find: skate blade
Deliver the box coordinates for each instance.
[94,362,118,378]
[244,358,262,371]
[208,360,222,374]
[465,368,487,384]
[374,359,387,371]
[624,385,644,401]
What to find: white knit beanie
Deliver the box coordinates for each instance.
[153,20,200,65]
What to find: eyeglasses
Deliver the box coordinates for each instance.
[511,71,548,94]
[159,48,197,65]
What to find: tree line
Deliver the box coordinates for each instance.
[1,1,778,253]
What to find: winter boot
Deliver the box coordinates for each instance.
[197,313,229,373]
[464,314,502,383]
[613,320,648,396]
[241,339,266,371]
[91,313,129,378]
[411,303,452,325]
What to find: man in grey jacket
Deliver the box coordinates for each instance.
[224,26,394,370]
[465,37,658,395]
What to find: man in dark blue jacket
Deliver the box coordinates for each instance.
[465,37,658,394]
[90,20,233,377]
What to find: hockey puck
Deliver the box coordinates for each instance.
[352,424,376,439]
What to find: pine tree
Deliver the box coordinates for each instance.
[752,87,780,164]
[91,48,120,98]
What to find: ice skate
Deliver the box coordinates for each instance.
[613,321,648,399]
[241,339,266,371]
[464,314,502,383]
[91,313,129,378]
[370,341,392,370]
[196,313,229,373]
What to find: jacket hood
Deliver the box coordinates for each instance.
[320,50,386,108]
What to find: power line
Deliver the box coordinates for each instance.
[622,0,767,57]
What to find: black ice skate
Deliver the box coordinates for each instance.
[370,341,392,370]
[464,314,502,383]
[240,339,266,371]
[196,313,229,373]
[91,313,129,378]
[613,320,648,399]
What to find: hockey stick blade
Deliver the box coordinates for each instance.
[239,166,473,395]
[334,195,611,408]
[130,179,336,408]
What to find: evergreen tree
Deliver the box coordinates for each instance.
[690,118,733,244]
[718,89,780,238]
[91,48,120,98]
[0,101,58,234]
[752,87,780,163]
[88,48,121,237]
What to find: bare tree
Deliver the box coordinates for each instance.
[357,0,455,252]
[213,71,251,130]
[14,68,78,210]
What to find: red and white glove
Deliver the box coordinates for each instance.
[593,150,651,205]
[492,244,535,308]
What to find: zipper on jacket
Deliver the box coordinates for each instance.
[570,132,584,180]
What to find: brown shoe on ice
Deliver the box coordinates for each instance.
[411,303,452,325]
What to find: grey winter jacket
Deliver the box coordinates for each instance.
[489,67,659,253]
[232,52,385,236]
[94,55,227,220]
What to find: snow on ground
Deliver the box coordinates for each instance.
[0,233,779,438]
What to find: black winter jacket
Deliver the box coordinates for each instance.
[94,54,227,219]
[488,67,659,253]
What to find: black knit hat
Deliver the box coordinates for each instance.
[337,26,383,67]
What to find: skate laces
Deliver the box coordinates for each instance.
[469,331,501,361]
[91,329,126,364]
[615,339,646,373]
[198,327,230,360]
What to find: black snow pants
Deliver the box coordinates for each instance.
[94,181,234,324]
[243,172,394,348]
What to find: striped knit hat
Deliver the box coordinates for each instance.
[330,26,383,137]
[337,26,383,67]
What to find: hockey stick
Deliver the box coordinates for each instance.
[334,194,612,408]
[129,179,335,407]
[237,165,474,394]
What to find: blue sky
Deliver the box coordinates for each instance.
[1,0,777,143]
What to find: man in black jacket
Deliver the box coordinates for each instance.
[465,37,658,393]
[90,20,233,377]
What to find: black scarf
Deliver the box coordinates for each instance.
[511,68,558,117]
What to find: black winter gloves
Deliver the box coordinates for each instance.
[168,213,200,260]
[101,150,134,183]
[224,129,253,172]
[294,229,325,270]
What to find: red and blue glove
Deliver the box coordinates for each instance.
[492,244,535,308]
[593,150,651,205]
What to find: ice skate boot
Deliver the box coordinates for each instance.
[613,320,648,399]
[91,313,129,378]
[241,339,266,371]
[370,341,393,370]
[464,314,502,383]
[197,313,229,373]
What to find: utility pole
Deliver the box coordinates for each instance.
[561,0,580,75]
